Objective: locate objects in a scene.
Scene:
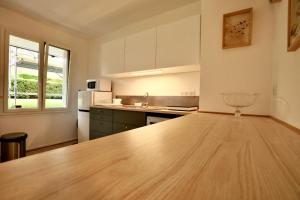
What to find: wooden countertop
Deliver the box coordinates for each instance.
[91,104,194,115]
[0,113,300,199]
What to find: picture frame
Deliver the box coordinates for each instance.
[288,0,300,51]
[222,8,253,49]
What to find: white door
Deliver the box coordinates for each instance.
[78,111,89,143]
[125,28,156,72]
[101,38,125,75]
[156,15,200,68]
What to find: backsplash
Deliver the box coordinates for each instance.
[116,95,199,107]
[112,72,200,96]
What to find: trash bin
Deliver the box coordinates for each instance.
[0,132,28,162]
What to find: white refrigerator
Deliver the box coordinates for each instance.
[78,91,112,143]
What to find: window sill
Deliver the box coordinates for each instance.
[0,109,72,116]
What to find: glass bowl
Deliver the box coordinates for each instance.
[222,93,258,118]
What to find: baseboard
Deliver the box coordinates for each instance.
[197,110,270,118]
[198,111,300,134]
[26,139,78,154]
[270,117,300,134]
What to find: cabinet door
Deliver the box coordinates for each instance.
[156,15,200,68]
[90,108,113,121]
[112,110,146,134]
[125,28,156,72]
[113,123,140,134]
[90,108,113,140]
[101,38,125,75]
[90,122,113,140]
[113,110,146,126]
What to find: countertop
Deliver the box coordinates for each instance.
[91,104,196,115]
[0,113,300,199]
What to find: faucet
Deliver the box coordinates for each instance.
[144,92,149,107]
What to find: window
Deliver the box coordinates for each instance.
[0,28,4,100]
[7,35,41,110]
[45,45,70,109]
[5,33,70,112]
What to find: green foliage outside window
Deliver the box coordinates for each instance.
[10,74,63,99]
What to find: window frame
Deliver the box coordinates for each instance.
[0,27,4,105]
[3,30,71,113]
[43,43,71,111]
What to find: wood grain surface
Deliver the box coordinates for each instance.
[0,113,300,200]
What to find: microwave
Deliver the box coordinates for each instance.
[86,79,112,91]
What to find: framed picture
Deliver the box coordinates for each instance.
[222,8,253,49]
[288,0,300,51]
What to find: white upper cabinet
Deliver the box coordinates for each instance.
[101,38,125,75]
[100,15,201,77]
[156,15,200,68]
[125,28,156,72]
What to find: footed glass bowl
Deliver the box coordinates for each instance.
[222,93,258,118]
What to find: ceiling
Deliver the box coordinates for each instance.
[0,0,199,38]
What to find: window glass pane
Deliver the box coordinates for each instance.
[8,35,40,109]
[45,45,69,109]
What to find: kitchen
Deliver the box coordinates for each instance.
[0,0,300,199]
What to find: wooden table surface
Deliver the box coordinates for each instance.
[0,113,300,200]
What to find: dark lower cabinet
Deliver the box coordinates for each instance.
[113,122,142,133]
[113,110,146,126]
[90,130,111,140]
[90,120,113,140]
[90,108,113,140]
[90,108,146,140]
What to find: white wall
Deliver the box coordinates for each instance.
[199,0,273,115]
[0,7,89,150]
[88,1,201,97]
[271,2,300,129]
